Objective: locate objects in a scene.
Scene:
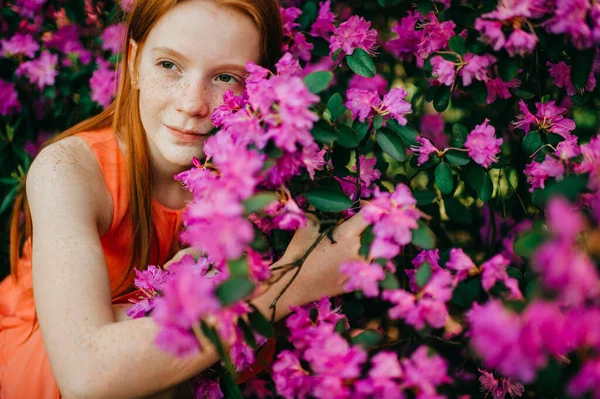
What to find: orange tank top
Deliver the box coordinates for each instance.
[0,127,185,398]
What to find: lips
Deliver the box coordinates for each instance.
[166,125,208,143]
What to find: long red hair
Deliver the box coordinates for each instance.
[9,0,282,294]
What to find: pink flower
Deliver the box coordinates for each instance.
[275,52,302,77]
[44,25,91,64]
[381,87,412,125]
[346,88,380,122]
[340,260,385,297]
[329,15,378,56]
[272,350,312,399]
[524,156,565,192]
[16,50,59,89]
[460,54,496,86]
[547,61,596,96]
[290,31,314,62]
[481,254,523,300]
[465,119,503,168]
[545,0,593,49]
[363,184,420,259]
[567,358,600,399]
[514,100,576,138]
[446,248,477,281]
[281,6,302,37]
[546,196,585,241]
[348,74,388,96]
[386,11,422,62]
[15,0,46,18]
[243,378,271,399]
[246,249,272,283]
[0,80,21,116]
[417,16,456,59]
[486,77,520,104]
[301,144,326,179]
[133,265,169,292]
[310,1,336,40]
[430,56,456,86]
[90,65,118,108]
[1,33,39,58]
[504,30,537,57]
[402,346,451,395]
[271,197,307,231]
[100,23,126,54]
[478,369,525,399]
[346,87,412,126]
[419,113,447,148]
[194,376,223,399]
[475,20,506,51]
[411,136,439,166]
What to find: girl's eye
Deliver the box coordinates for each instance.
[160,61,176,70]
[216,74,236,83]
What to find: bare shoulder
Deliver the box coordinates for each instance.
[26,135,112,233]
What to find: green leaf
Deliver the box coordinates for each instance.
[522,131,541,155]
[352,120,370,141]
[305,187,353,212]
[238,317,258,349]
[451,279,481,308]
[535,358,563,396]
[546,133,564,147]
[380,271,400,290]
[444,198,472,224]
[243,192,277,214]
[416,262,432,288]
[346,48,376,78]
[512,88,535,99]
[341,301,366,317]
[445,150,470,166]
[228,257,248,278]
[332,48,342,62]
[303,71,333,94]
[298,1,318,30]
[219,368,244,399]
[336,125,360,148]
[435,162,454,194]
[327,93,347,121]
[351,329,382,349]
[248,305,274,338]
[433,85,451,112]
[448,36,466,55]
[413,190,437,206]
[306,36,331,57]
[497,55,519,82]
[376,128,406,161]
[373,114,384,131]
[471,81,488,105]
[514,230,549,258]
[0,185,19,215]
[411,220,437,249]
[311,120,338,143]
[571,48,595,90]
[467,165,493,202]
[359,225,374,258]
[451,124,469,147]
[386,120,418,146]
[216,277,255,306]
[443,5,477,27]
[532,175,588,205]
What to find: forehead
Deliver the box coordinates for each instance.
[143,0,262,66]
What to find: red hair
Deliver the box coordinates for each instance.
[9,0,282,294]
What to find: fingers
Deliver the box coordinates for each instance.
[163,247,202,270]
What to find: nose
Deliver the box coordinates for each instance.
[176,76,210,118]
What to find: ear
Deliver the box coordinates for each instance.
[128,39,139,88]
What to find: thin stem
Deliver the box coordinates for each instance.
[355,149,362,206]
[504,167,527,214]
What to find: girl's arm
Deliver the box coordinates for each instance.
[29,138,365,398]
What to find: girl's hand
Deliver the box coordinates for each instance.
[163,247,203,270]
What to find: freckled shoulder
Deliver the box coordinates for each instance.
[26,136,114,236]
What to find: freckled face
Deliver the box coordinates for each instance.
[132,0,261,168]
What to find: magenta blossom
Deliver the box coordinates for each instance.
[481,254,523,300]
[465,119,503,168]
[514,100,576,138]
[478,369,525,399]
[348,74,388,96]
[310,1,335,40]
[0,80,21,116]
[524,156,565,192]
[417,15,456,59]
[420,113,447,148]
[460,54,496,86]
[402,346,452,395]
[446,248,477,281]
[386,11,422,63]
[346,87,412,126]
[544,0,593,49]
[411,136,439,166]
[329,15,378,56]
[272,350,312,399]
[16,49,59,89]
[340,260,385,297]
[90,65,118,108]
[1,33,39,58]
[486,77,520,104]
[547,60,596,96]
[430,56,456,87]
[100,23,126,54]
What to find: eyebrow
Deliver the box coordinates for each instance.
[151,46,247,75]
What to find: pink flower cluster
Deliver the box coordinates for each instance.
[281,6,314,61]
[329,15,378,56]
[514,100,576,138]
[346,87,412,126]
[465,119,503,168]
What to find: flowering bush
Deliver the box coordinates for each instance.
[4,0,600,398]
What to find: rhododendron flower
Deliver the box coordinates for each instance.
[420,113,447,147]
[567,358,600,399]
[310,1,335,40]
[346,87,412,126]
[286,297,347,350]
[363,184,420,259]
[430,56,456,86]
[555,134,581,159]
[270,196,308,231]
[194,376,224,399]
[90,65,118,108]
[481,254,523,300]
[486,77,520,104]
[275,52,302,77]
[15,0,46,18]
[44,25,91,64]
[335,155,382,202]
[547,60,597,96]
[417,15,456,59]
[329,15,378,56]
[386,11,422,62]
[16,50,59,89]
[460,54,496,86]
[0,80,21,116]
[100,23,126,54]
[524,156,565,191]
[465,119,503,168]
[514,100,576,138]
[546,197,586,241]
[1,33,39,58]
[405,249,442,292]
[544,0,593,49]
[504,29,537,57]
[243,378,271,399]
[411,136,439,166]
[301,143,326,179]
[446,248,477,281]
[402,346,451,395]
[348,73,388,96]
[340,260,385,297]
[272,350,312,399]
[280,7,314,61]
[478,369,525,399]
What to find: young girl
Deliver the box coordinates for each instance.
[0,0,367,397]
